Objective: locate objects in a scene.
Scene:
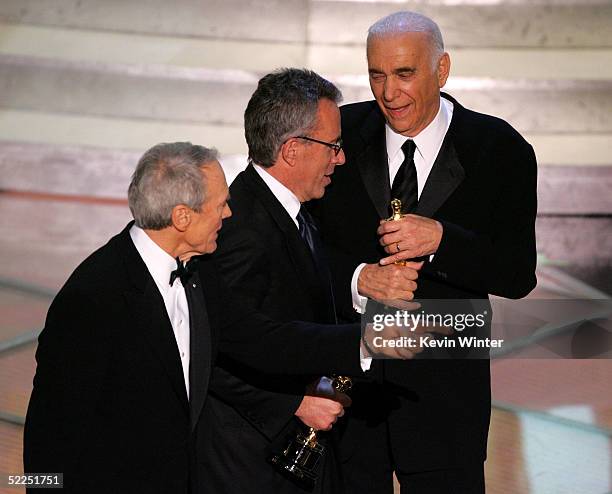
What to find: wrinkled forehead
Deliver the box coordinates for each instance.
[201,160,228,191]
[367,31,434,55]
[200,160,223,179]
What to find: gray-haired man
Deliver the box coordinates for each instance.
[310,10,537,494]
[23,142,373,494]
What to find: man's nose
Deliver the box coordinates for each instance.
[334,148,346,166]
[383,78,398,101]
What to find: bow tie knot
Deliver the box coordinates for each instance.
[169,257,198,287]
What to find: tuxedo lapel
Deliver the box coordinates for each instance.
[356,109,391,219]
[416,137,464,218]
[353,96,466,219]
[243,166,324,300]
[416,94,466,217]
[120,227,189,413]
[186,269,212,432]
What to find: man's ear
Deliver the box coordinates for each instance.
[171,204,191,232]
[437,52,451,88]
[280,138,299,167]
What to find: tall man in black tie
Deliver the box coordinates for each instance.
[309,11,537,494]
[23,142,377,494]
[201,69,375,494]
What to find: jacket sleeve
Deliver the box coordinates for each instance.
[208,365,303,441]
[24,287,111,482]
[218,307,363,377]
[211,227,304,438]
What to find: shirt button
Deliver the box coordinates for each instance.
[181,351,185,358]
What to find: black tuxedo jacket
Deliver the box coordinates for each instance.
[310,94,537,472]
[23,223,362,493]
[200,165,340,493]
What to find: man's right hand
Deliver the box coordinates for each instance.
[361,321,452,360]
[357,262,422,305]
[295,377,351,431]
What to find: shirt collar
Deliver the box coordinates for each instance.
[385,96,452,164]
[253,164,301,225]
[129,224,178,292]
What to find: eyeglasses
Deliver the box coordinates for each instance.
[296,136,343,156]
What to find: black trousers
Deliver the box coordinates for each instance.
[340,421,485,494]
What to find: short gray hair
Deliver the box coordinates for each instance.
[128,142,219,230]
[244,68,342,168]
[367,11,444,67]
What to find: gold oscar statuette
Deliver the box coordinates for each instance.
[268,375,353,489]
[388,198,406,222]
[387,198,407,265]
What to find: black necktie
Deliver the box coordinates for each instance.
[169,257,196,286]
[391,139,418,213]
[297,206,338,323]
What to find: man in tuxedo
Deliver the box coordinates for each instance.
[23,142,373,494]
[200,69,378,493]
[310,11,537,494]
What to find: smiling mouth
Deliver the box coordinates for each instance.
[386,105,410,118]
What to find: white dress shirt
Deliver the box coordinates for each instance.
[254,164,301,227]
[129,225,191,397]
[351,97,454,314]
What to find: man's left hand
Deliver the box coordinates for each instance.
[377,215,443,265]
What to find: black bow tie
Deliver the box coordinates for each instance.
[169,257,198,287]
